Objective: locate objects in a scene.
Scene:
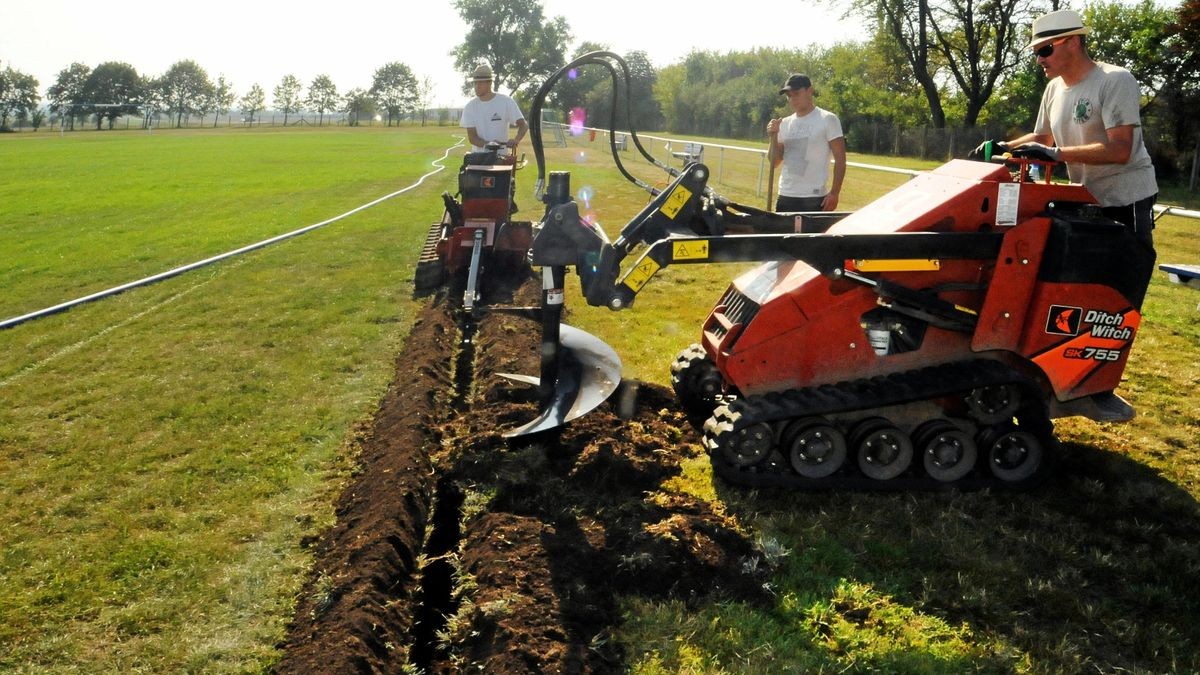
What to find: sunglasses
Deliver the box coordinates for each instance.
[1033,37,1070,59]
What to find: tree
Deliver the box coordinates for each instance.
[819,38,932,151]
[1085,0,1177,109]
[550,45,662,133]
[621,51,663,131]
[417,75,436,126]
[0,64,40,131]
[341,88,375,126]
[274,74,303,125]
[240,83,266,125]
[1083,0,1198,179]
[1172,0,1200,85]
[306,74,339,126]
[370,62,418,126]
[850,0,1034,127]
[81,62,143,130]
[452,0,572,98]
[206,75,236,128]
[1167,0,1200,183]
[158,59,212,128]
[47,62,91,130]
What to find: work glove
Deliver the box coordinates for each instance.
[1010,142,1061,162]
[967,139,1009,162]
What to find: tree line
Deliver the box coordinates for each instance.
[0,58,433,132]
[4,0,1197,179]
[670,0,1196,179]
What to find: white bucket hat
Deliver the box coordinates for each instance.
[1029,9,1091,49]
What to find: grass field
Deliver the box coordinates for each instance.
[2,125,1198,672]
[0,126,455,671]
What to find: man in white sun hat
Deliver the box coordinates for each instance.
[460,62,528,154]
[971,9,1158,246]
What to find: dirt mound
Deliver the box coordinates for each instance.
[275,276,767,673]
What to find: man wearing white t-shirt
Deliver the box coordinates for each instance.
[766,73,847,216]
[460,63,528,154]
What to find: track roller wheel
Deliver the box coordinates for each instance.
[852,417,913,481]
[914,420,977,482]
[981,423,1043,482]
[781,417,847,478]
[965,384,1020,424]
[670,344,724,417]
[722,421,774,468]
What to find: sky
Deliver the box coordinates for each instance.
[1,1,863,109]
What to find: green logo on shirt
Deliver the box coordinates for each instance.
[1073,98,1093,125]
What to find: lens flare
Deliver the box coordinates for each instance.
[567,68,579,80]
[576,185,595,205]
[568,107,587,136]
[574,151,588,163]
[583,211,599,227]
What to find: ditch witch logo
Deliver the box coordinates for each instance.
[1046,304,1082,336]
[1045,305,1134,340]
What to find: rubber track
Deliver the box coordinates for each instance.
[703,359,1057,491]
[414,221,447,292]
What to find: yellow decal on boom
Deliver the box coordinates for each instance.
[660,184,693,219]
[854,258,941,272]
[623,258,661,292]
[672,240,710,261]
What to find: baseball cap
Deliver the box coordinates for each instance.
[779,73,812,94]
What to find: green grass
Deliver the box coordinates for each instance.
[0,126,459,671]
[2,125,1198,672]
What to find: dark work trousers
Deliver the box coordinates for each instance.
[1101,193,1157,249]
[775,195,826,213]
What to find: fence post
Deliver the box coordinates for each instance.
[1191,139,1199,192]
[757,152,765,198]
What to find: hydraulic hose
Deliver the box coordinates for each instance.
[529,51,671,202]
[1,141,463,331]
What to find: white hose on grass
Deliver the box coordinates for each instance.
[0,140,464,331]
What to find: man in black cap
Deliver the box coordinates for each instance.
[766,73,846,214]
[971,9,1157,246]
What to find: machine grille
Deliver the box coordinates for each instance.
[711,287,759,338]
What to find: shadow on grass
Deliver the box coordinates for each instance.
[714,439,1200,672]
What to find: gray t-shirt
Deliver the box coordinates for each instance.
[1034,62,1156,207]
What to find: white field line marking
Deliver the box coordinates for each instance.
[0,273,218,388]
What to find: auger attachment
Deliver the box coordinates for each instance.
[501,266,621,438]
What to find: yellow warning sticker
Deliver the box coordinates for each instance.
[624,258,661,292]
[672,240,710,261]
[660,184,692,219]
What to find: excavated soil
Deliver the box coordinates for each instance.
[275,273,768,673]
